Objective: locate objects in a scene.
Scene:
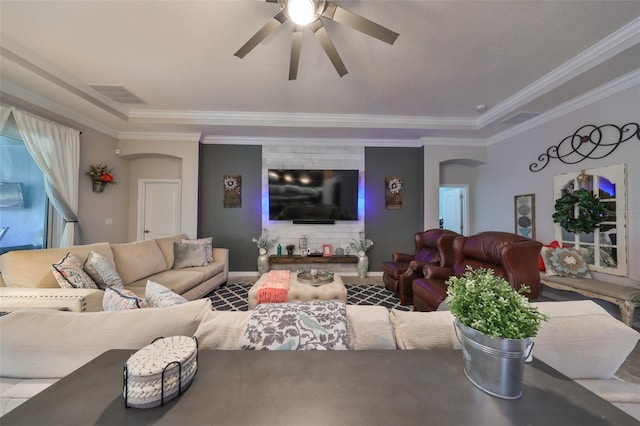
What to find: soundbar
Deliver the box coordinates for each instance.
[292,219,335,225]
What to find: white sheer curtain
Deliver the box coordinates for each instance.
[0,105,12,130]
[10,108,83,247]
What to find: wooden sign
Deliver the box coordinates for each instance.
[385,176,404,209]
[223,175,241,208]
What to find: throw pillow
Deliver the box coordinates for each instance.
[240,300,349,350]
[539,240,561,271]
[540,247,591,278]
[83,250,124,289]
[145,280,188,308]
[52,253,98,289]
[172,242,208,269]
[181,237,214,263]
[102,286,149,311]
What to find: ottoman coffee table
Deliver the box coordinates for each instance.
[248,271,348,310]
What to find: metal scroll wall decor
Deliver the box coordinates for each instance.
[529,123,639,172]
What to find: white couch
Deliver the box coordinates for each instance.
[0,234,228,312]
[0,299,638,419]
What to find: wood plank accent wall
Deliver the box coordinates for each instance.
[262,145,365,256]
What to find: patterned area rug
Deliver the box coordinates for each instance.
[208,282,412,312]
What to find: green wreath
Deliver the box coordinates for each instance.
[552,189,606,234]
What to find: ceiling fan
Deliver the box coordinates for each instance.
[234,0,399,80]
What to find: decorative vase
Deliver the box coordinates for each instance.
[92,181,106,193]
[357,251,368,278]
[455,320,532,399]
[257,249,269,276]
[286,247,294,256]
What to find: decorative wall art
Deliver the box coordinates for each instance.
[385,176,404,209]
[87,163,116,193]
[322,244,332,257]
[514,194,535,239]
[529,122,639,172]
[223,175,241,208]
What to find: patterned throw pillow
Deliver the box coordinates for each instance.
[102,286,149,311]
[83,250,124,289]
[240,300,349,350]
[181,237,213,263]
[541,247,591,278]
[145,280,188,308]
[52,253,98,289]
[539,240,561,271]
[172,242,208,269]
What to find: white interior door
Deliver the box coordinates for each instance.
[138,179,181,240]
[439,185,469,235]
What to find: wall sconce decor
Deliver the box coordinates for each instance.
[529,122,639,172]
[385,176,404,209]
[223,175,241,208]
[87,163,116,193]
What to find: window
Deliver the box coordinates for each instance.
[0,133,48,253]
[553,163,627,276]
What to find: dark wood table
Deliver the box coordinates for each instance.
[269,255,358,265]
[2,349,636,425]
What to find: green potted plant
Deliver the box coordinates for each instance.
[445,267,548,399]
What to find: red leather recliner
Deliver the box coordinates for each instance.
[412,231,543,312]
[382,229,460,305]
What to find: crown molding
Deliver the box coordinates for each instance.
[129,109,476,130]
[478,16,640,129]
[0,81,119,138]
[118,132,203,142]
[487,68,640,146]
[0,34,129,121]
[202,135,424,147]
[420,137,487,147]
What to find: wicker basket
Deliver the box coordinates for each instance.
[123,335,198,408]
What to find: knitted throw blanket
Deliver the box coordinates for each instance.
[256,270,290,305]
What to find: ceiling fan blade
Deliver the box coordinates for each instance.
[289,25,303,80]
[322,2,399,45]
[309,20,347,77]
[234,10,288,58]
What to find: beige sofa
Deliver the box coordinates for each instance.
[0,299,638,419]
[0,234,228,312]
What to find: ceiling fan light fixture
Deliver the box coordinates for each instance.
[286,0,318,25]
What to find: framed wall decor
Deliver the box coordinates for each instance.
[223,175,241,208]
[322,244,332,257]
[385,176,404,209]
[514,194,535,239]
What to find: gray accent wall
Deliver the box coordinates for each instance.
[365,147,424,271]
[199,144,262,271]
[199,144,424,273]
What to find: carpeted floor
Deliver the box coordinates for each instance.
[207,279,412,312]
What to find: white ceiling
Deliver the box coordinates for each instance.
[1,1,639,144]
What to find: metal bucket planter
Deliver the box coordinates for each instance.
[455,320,532,399]
[92,181,106,193]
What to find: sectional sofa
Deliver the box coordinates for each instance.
[0,299,638,419]
[0,234,228,312]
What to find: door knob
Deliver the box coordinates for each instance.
[144,230,150,234]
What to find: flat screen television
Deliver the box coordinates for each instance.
[268,169,359,223]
